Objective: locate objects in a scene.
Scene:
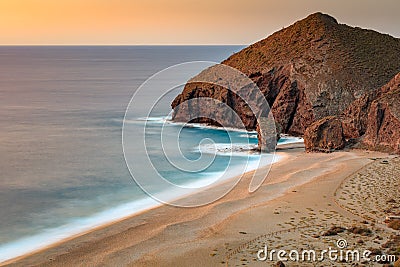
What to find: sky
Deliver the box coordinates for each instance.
[0,0,399,45]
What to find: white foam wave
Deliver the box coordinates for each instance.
[0,117,293,264]
[137,116,256,134]
[196,143,259,157]
[0,148,282,264]
[278,136,304,145]
[239,134,258,138]
[0,197,161,263]
[178,171,225,189]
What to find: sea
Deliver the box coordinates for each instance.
[0,46,301,262]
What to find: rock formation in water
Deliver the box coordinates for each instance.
[171,12,400,153]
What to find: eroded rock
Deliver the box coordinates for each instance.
[304,116,345,152]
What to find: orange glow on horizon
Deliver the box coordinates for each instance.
[0,0,399,45]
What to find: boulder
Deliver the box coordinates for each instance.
[304,116,345,152]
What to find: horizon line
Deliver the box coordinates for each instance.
[0,44,248,47]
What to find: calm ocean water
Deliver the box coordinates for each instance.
[0,46,299,261]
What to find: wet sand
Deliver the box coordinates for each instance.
[5,144,399,266]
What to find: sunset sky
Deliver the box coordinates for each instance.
[0,0,399,45]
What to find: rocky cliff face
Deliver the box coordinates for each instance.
[341,73,400,139]
[361,74,400,153]
[171,12,400,153]
[304,73,400,153]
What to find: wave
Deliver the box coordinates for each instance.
[0,149,280,264]
[0,117,297,264]
[278,135,304,145]
[239,133,258,138]
[179,122,253,134]
[0,153,263,263]
[0,197,161,263]
[195,142,259,157]
[134,116,257,134]
[180,171,225,188]
[137,117,305,144]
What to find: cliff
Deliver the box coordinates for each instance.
[171,12,400,153]
[360,73,400,153]
[305,72,400,153]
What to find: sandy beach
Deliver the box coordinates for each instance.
[1,4,400,267]
[4,144,399,266]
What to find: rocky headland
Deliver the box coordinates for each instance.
[171,12,400,153]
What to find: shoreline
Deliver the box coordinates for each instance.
[4,144,391,266]
[0,140,296,266]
